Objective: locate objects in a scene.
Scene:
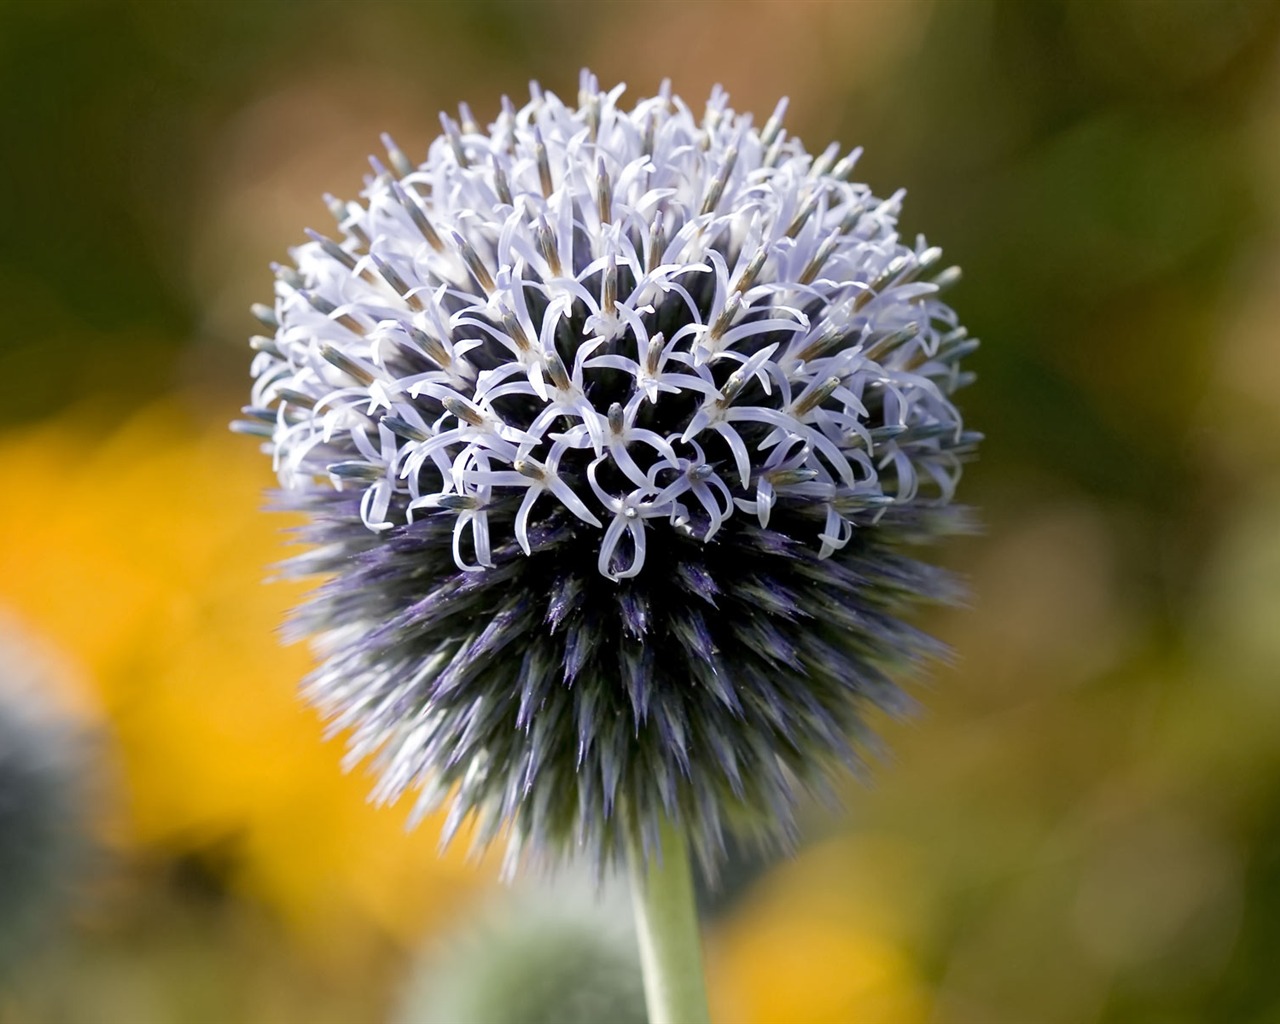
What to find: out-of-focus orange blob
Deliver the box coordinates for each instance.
[0,405,492,943]
[708,838,929,1024]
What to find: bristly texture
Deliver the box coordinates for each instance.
[235,71,980,872]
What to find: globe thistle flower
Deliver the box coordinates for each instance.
[235,72,979,873]
[394,878,645,1024]
[0,616,94,976]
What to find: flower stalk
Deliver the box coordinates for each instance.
[627,818,711,1024]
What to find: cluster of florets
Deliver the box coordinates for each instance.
[237,72,979,871]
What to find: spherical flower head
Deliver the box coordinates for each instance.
[0,617,93,976]
[236,72,980,872]
[394,877,645,1024]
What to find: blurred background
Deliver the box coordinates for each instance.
[1,0,1278,1021]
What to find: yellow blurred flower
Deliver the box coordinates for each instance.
[708,837,930,1024]
[0,404,492,944]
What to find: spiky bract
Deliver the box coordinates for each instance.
[236,72,979,870]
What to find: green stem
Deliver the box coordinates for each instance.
[626,817,712,1024]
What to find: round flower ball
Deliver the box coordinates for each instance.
[394,878,645,1024]
[0,617,93,975]
[236,71,980,870]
